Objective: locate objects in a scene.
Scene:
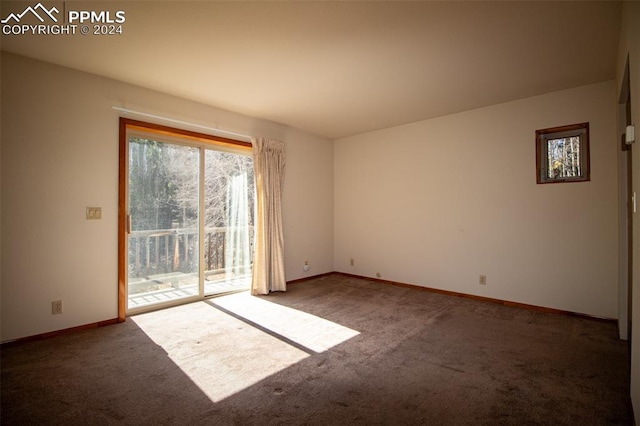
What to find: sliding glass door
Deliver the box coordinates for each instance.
[127,138,200,309]
[203,150,254,296]
[120,119,253,315]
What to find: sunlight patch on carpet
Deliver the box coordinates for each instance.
[131,294,359,403]
[210,292,360,353]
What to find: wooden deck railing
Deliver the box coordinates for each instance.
[128,226,254,278]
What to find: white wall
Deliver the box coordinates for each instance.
[0,52,334,342]
[616,2,640,423]
[335,81,618,319]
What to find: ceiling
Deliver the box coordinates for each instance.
[0,1,622,139]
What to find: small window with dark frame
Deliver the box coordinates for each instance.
[536,122,590,184]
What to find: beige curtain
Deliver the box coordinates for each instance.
[251,137,286,295]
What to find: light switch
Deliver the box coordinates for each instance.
[626,125,635,145]
[86,207,102,220]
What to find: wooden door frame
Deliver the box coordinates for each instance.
[623,134,633,341]
[618,56,633,343]
[117,117,251,322]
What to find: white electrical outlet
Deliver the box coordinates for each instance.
[52,300,63,315]
[479,275,487,285]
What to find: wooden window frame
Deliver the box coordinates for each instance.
[536,123,591,184]
[536,122,590,184]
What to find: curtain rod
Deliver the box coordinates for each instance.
[112,106,253,141]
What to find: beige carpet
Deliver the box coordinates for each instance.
[1,274,633,425]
